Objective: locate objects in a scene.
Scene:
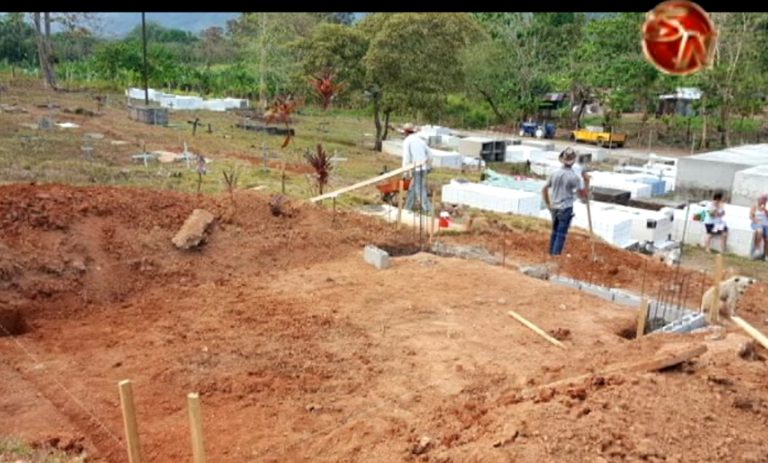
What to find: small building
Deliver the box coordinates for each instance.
[657,87,702,117]
[676,143,768,200]
[538,92,568,119]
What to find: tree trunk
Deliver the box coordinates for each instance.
[574,100,587,129]
[373,95,382,152]
[720,102,730,147]
[477,87,504,124]
[33,13,57,90]
[700,110,708,150]
[258,13,267,109]
[382,110,391,141]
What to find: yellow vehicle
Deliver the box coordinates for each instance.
[570,126,626,148]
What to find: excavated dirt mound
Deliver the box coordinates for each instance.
[1,184,767,463]
[0,183,412,321]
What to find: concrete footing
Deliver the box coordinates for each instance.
[548,275,705,334]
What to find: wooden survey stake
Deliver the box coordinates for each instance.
[507,310,566,349]
[636,298,648,338]
[118,380,144,463]
[188,392,206,463]
[708,254,723,323]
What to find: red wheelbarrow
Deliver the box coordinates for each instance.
[376,177,411,205]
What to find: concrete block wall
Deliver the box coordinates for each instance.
[547,276,705,334]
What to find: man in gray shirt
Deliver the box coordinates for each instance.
[542,148,589,256]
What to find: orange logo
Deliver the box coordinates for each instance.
[642,0,717,75]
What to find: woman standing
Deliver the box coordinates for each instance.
[749,194,768,260]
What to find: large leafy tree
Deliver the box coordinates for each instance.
[362,13,486,150]
[228,13,320,106]
[292,22,368,104]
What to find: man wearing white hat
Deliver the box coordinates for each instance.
[542,147,589,256]
[402,123,433,214]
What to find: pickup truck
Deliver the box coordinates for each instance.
[570,126,626,148]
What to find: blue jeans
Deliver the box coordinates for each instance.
[549,207,574,256]
[405,170,432,214]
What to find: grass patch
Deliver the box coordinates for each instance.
[0,436,91,463]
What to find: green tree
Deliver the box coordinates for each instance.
[126,21,198,44]
[690,13,768,147]
[362,13,486,150]
[311,13,356,25]
[292,23,368,103]
[0,13,36,68]
[229,13,321,106]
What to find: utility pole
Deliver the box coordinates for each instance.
[141,12,149,106]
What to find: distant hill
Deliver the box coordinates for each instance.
[93,13,240,38]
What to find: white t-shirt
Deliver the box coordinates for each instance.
[704,201,726,230]
[402,133,430,172]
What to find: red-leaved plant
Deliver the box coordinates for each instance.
[264,95,300,148]
[304,144,333,195]
[309,70,347,110]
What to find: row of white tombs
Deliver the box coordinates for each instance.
[439,175,756,258]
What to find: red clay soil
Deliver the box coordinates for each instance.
[1,184,768,463]
[446,224,713,309]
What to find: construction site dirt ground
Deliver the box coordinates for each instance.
[2,184,768,462]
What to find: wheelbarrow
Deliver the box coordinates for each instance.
[376,177,411,205]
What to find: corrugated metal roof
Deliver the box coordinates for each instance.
[659,87,702,100]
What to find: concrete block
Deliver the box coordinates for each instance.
[611,289,640,307]
[581,284,614,299]
[364,244,390,269]
[658,312,707,334]
[549,276,582,290]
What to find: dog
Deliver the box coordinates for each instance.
[653,247,681,267]
[700,275,757,316]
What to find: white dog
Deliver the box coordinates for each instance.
[653,247,681,267]
[700,275,757,316]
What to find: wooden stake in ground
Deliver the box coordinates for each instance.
[584,190,597,261]
[708,254,724,323]
[118,380,144,463]
[730,316,768,350]
[636,298,648,338]
[396,179,404,230]
[187,392,206,463]
[507,310,566,349]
